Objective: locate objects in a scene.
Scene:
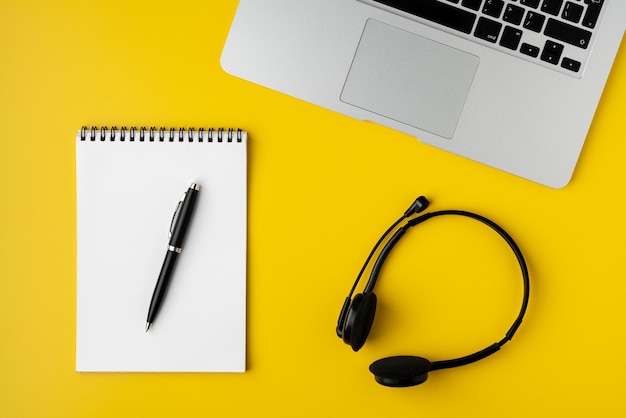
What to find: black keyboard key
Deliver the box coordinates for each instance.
[500,26,523,50]
[523,11,546,32]
[521,0,540,8]
[582,0,604,29]
[541,40,564,64]
[561,57,581,72]
[503,4,525,25]
[372,0,477,34]
[541,0,563,16]
[474,16,502,43]
[483,0,505,18]
[562,1,584,23]
[545,18,592,49]
[462,0,483,11]
[521,43,540,57]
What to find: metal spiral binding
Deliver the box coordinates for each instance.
[80,126,243,143]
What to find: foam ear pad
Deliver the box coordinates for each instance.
[369,356,432,387]
[342,292,377,352]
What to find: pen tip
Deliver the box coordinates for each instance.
[145,322,151,332]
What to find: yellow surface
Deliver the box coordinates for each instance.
[1,1,625,416]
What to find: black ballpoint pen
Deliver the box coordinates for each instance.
[145,183,200,332]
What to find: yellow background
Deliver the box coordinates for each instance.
[1,1,625,416]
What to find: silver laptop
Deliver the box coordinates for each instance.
[221,0,625,187]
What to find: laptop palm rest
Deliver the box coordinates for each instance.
[341,19,479,139]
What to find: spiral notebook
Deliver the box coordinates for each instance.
[76,126,247,372]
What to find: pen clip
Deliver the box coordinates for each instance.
[168,192,187,239]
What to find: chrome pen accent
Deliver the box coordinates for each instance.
[168,245,182,254]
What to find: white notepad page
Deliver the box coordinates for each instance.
[76,127,247,372]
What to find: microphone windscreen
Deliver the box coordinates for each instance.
[404,196,430,217]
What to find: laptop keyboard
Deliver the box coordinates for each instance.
[365,0,606,77]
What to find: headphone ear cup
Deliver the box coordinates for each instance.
[342,292,377,352]
[369,356,432,387]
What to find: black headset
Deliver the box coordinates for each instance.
[335,196,530,387]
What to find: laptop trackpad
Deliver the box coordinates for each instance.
[340,19,479,139]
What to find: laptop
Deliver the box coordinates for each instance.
[221,0,625,187]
